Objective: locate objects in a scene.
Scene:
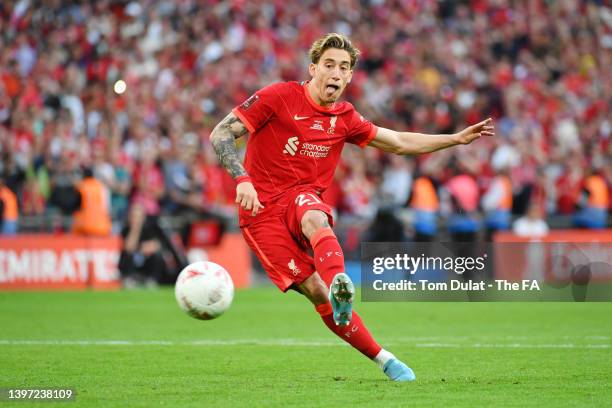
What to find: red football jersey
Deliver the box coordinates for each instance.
[232,81,377,205]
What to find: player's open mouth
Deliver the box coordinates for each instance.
[325,84,340,96]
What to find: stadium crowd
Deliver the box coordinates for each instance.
[0,0,610,240]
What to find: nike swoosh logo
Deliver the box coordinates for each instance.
[293,115,309,121]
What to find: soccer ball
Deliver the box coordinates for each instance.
[175,261,234,320]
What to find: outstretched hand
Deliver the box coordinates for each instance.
[236,181,264,216]
[455,118,495,145]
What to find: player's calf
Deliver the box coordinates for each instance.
[295,272,328,305]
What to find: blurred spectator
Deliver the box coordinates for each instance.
[21,175,45,215]
[119,204,167,288]
[91,139,114,188]
[555,156,584,215]
[574,167,609,229]
[341,149,376,218]
[442,161,481,242]
[72,167,111,237]
[365,208,408,243]
[409,163,440,242]
[118,203,185,287]
[380,155,413,208]
[47,151,82,215]
[0,150,25,197]
[163,132,200,214]
[131,145,164,216]
[0,175,18,234]
[108,148,132,222]
[513,204,549,238]
[482,167,513,239]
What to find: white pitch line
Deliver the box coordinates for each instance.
[0,339,609,349]
[415,343,610,349]
[0,339,340,347]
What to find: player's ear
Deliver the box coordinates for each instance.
[308,63,316,78]
[347,70,353,84]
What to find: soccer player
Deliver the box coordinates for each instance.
[210,33,494,382]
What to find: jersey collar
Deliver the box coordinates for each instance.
[302,81,337,113]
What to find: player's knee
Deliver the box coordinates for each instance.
[301,210,328,239]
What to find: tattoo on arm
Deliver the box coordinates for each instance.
[210,113,249,178]
[219,113,249,138]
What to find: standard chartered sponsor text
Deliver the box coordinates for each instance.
[299,143,331,158]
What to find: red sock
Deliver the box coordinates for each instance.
[316,303,382,359]
[310,227,345,286]
[310,228,382,359]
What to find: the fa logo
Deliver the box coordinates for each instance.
[288,259,301,276]
[328,116,337,134]
[241,94,259,110]
[310,120,325,131]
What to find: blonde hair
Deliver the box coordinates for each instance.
[309,33,360,69]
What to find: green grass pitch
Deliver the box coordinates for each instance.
[1,288,611,407]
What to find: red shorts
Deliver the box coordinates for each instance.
[240,188,334,292]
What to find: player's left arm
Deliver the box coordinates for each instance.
[368,118,494,155]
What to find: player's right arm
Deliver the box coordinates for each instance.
[209,112,263,216]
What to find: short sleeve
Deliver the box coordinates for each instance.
[232,83,284,134]
[345,110,378,148]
